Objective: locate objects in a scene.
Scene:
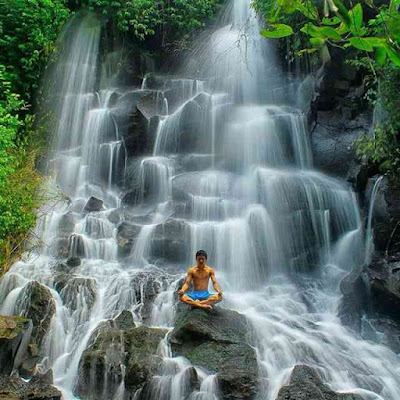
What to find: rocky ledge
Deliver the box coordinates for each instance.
[339,258,400,352]
[170,306,258,400]
[276,365,362,400]
[75,310,168,399]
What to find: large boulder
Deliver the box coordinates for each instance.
[276,365,362,400]
[0,315,32,375]
[15,281,56,350]
[75,323,167,399]
[170,307,258,399]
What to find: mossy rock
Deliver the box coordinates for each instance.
[276,365,363,400]
[15,281,56,349]
[0,315,32,375]
[75,324,167,399]
[170,307,258,399]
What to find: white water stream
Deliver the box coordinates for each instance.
[1,1,400,399]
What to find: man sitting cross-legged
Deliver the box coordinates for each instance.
[178,250,223,310]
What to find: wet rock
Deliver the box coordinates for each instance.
[18,342,39,378]
[367,177,400,256]
[116,103,153,158]
[116,221,142,258]
[15,281,56,350]
[75,324,167,399]
[58,211,75,236]
[366,259,400,321]
[0,370,61,400]
[170,307,258,399]
[130,272,162,321]
[114,309,136,330]
[84,196,104,212]
[150,218,188,264]
[338,268,369,333]
[311,110,370,183]
[124,326,167,392]
[66,256,81,267]
[107,208,123,225]
[52,237,70,259]
[339,260,400,353]
[181,153,215,172]
[0,315,32,375]
[75,328,125,399]
[276,365,362,400]
[57,277,97,312]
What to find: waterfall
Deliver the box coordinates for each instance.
[2,1,400,400]
[365,175,384,264]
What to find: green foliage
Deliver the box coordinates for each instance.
[0,0,70,102]
[87,0,222,41]
[0,0,70,271]
[253,0,400,67]
[355,63,400,180]
[0,69,41,270]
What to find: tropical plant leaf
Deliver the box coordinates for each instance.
[298,1,319,20]
[300,23,323,37]
[297,47,318,56]
[319,26,342,40]
[349,3,363,34]
[348,37,374,51]
[322,17,341,25]
[332,0,351,26]
[386,46,400,67]
[375,46,387,65]
[260,24,294,38]
[310,37,326,48]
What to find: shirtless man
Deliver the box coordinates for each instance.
[179,250,223,310]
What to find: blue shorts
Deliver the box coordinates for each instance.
[185,290,211,301]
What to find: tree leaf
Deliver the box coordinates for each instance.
[300,23,323,38]
[332,0,351,26]
[386,46,400,67]
[319,26,342,40]
[297,47,318,56]
[375,46,387,65]
[310,37,326,48]
[298,1,319,20]
[349,3,363,35]
[260,24,294,38]
[322,17,341,25]
[348,37,373,51]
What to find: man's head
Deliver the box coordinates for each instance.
[196,250,207,267]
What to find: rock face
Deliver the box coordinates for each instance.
[367,177,400,257]
[306,51,371,188]
[170,307,258,399]
[338,260,400,352]
[75,322,167,399]
[276,365,362,400]
[15,281,56,350]
[0,315,32,375]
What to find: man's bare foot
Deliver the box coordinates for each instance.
[199,304,213,310]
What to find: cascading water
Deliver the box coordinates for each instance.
[2,1,400,400]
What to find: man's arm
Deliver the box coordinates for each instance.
[210,269,223,297]
[179,269,192,296]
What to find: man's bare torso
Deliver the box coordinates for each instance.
[189,265,213,291]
